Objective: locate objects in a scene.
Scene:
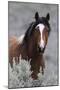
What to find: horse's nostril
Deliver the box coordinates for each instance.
[38,47,41,52]
[38,46,45,53]
[39,47,41,52]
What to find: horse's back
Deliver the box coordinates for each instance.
[9,36,18,47]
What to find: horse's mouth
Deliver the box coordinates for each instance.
[39,49,44,54]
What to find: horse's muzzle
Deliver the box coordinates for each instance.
[38,46,45,53]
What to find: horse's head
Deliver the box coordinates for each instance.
[24,12,51,54]
[33,12,51,53]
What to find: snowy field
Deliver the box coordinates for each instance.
[8,2,58,88]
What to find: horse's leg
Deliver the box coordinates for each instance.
[9,57,13,68]
[30,64,37,79]
[41,58,45,75]
[15,57,18,65]
[15,56,20,65]
[17,57,19,64]
[31,68,40,79]
[31,71,38,79]
[41,67,44,75]
[30,61,40,79]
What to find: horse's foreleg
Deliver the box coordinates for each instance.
[15,57,18,65]
[41,67,44,75]
[17,57,19,64]
[31,71,38,80]
[15,57,20,65]
[41,60,45,75]
[9,57,13,68]
[30,62,40,79]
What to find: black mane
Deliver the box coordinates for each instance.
[24,14,51,43]
[23,22,35,42]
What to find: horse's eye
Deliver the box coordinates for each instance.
[45,26,49,32]
[36,26,39,30]
[35,26,39,30]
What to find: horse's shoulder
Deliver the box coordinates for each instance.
[9,36,19,48]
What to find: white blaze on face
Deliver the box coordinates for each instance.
[36,24,45,49]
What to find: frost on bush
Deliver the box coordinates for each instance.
[8,56,43,88]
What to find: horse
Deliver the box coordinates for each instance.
[9,12,51,79]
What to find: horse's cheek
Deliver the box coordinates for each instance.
[45,33,48,45]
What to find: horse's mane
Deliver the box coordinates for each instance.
[23,22,35,42]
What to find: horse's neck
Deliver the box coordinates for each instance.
[26,38,37,58]
[18,35,37,59]
[31,53,43,63]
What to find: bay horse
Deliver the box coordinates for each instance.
[9,12,51,79]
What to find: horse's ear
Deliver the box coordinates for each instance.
[46,13,50,21]
[35,12,39,21]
